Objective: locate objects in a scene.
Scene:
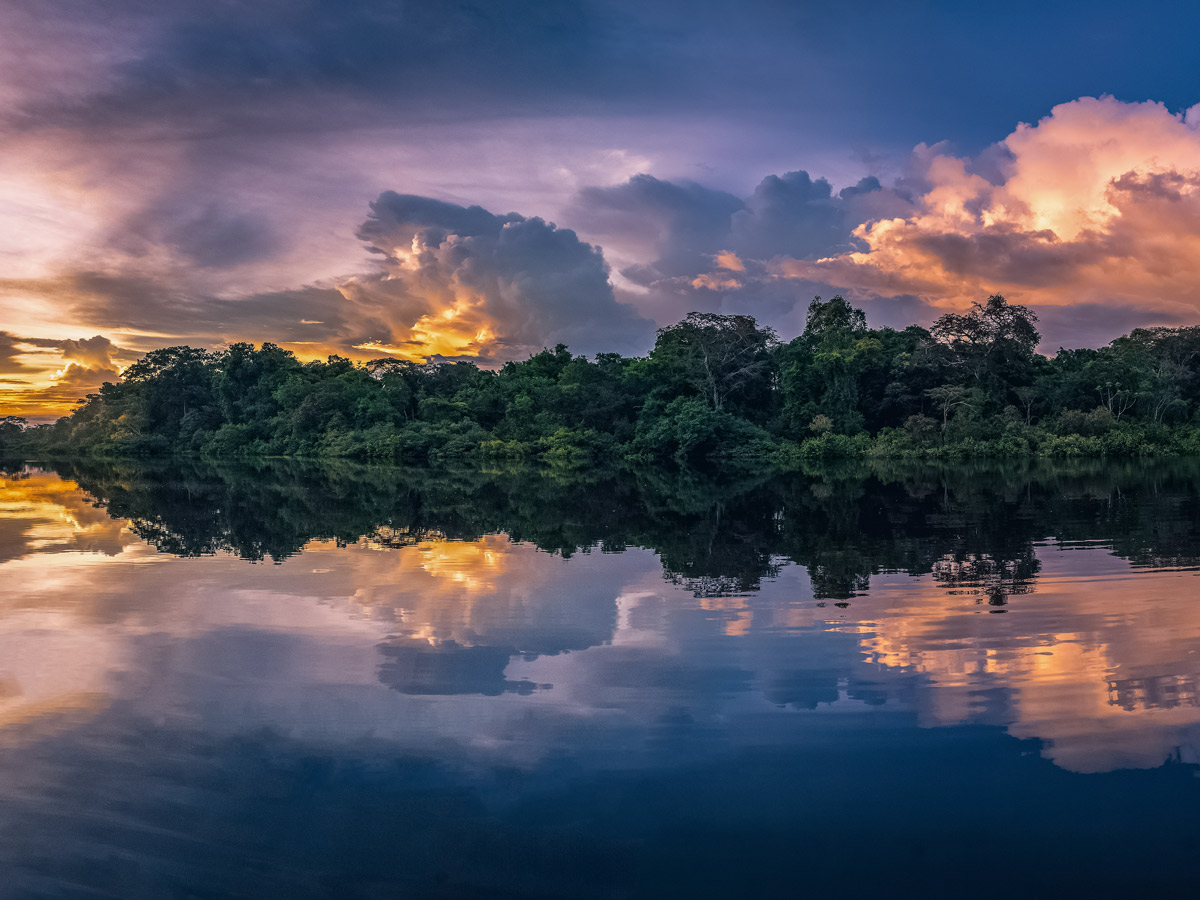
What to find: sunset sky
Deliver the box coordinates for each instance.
[4,0,1200,417]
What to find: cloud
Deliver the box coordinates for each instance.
[0,332,40,377]
[572,175,744,284]
[29,272,359,348]
[774,97,1200,346]
[729,171,912,260]
[33,335,121,372]
[571,169,918,330]
[0,1,674,349]
[0,331,127,418]
[349,191,654,360]
[2,0,670,140]
[114,203,280,270]
[567,97,1200,348]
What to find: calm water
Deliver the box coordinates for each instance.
[2,459,1200,898]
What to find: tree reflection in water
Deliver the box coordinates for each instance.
[44,456,1200,597]
[3,459,1200,895]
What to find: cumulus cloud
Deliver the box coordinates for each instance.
[776,97,1200,345]
[569,97,1200,347]
[573,175,744,284]
[348,191,654,360]
[729,171,912,260]
[572,169,917,330]
[0,331,129,418]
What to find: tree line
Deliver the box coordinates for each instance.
[7,294,1200,466]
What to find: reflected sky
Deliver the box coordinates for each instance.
[2,465,1200,897]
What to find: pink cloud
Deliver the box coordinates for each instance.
[774,97,1200,338]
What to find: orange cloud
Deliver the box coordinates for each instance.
[779,97,1200,323]
[715,250,744,272]
[0,331,128,419]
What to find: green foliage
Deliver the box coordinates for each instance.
[930,294,1040,403]
[799,432,869,461]
[649,312,778,418]
[14,296,1200,469]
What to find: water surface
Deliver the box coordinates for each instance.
[2,459,1200,898]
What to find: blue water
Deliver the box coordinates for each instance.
[1,461,1199,898]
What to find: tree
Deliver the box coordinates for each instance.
[122,346,218,440]
[802,295,867,342]
[1014,386,1039,425]
[0,415,26,447]
[1084,342,1148,422]
[650,313,778,414]
[779,296,880,434]
[931,294,1040,394]
[214,342,302,429]
[925,384,971,432]
[1124,326,1200,423]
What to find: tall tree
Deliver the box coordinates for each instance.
[779,296,878,433]
[650,313,778,414]
[931,294,1040,395]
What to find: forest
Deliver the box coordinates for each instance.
[7,294,1200,468]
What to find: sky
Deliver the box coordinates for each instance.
[4,0,1200,417]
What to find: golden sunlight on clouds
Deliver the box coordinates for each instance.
[691,251,747,291]
[780,97,1200,320]
[353,298,497,362]
[690,272,742,291]
[0,329,133,419]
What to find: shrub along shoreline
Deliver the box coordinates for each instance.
[6,295,1200,469]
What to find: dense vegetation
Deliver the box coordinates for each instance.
[8,295,1200,467]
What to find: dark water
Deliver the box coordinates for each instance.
[2,458,1200,898]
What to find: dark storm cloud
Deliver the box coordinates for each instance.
[729,172,913,260]
[10,0,1200,163]
[359,192,521,245]
[573,175,743,283]
[0,332,40,376]
[572,169,924,330]
[113,204,281,270]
